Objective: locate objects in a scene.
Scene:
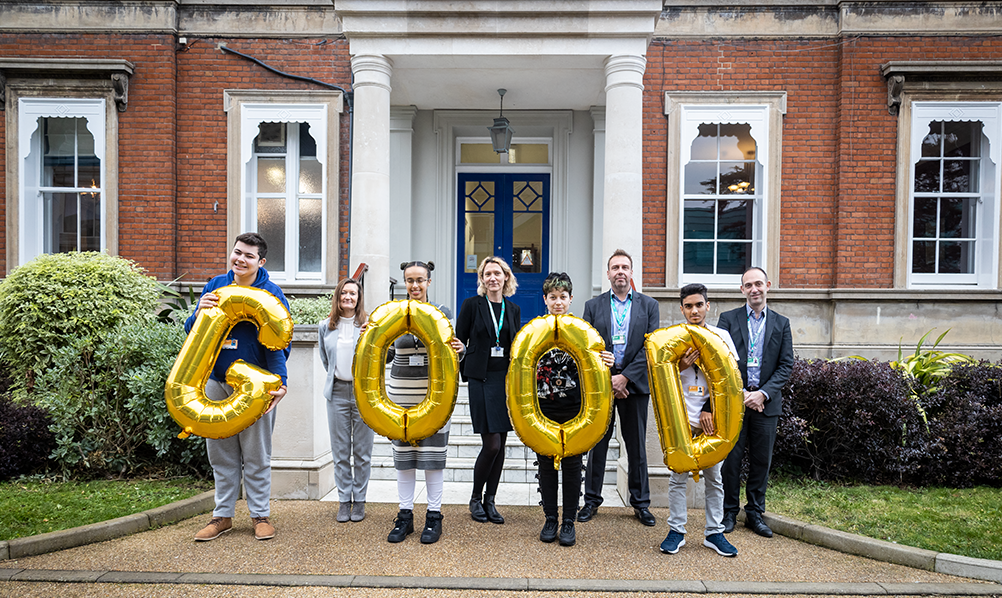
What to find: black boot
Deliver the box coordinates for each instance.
[469,496,488,523]
[387,509,413,543]
[558,519,576,547]
[483,495,504,524]
[420,511,443,544]
[539,516,558,543]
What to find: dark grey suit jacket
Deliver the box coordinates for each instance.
[716,305,795,417]
[582,290,660,396]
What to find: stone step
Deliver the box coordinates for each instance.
[367,455,618,486]
[371,433,620,462]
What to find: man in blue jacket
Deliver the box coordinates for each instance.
[186,232,291,542]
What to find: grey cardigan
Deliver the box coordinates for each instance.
[318,317,362,400]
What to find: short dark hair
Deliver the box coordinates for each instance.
[400,260,435,279]
[235,232,268,260]
[606,248,633,269]
[542,272,573,296]
[742,266,768,282]
[679,283,708,305]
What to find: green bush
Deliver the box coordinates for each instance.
[33,320,209,479]
[289,295,333,325]
[0,252,160,395]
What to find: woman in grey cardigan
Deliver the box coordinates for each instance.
[319,278,372,523]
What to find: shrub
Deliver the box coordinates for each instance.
[289,295,333,325]
[776,358,925,484]
[906,361,1002,487]
[0,252,160,395]
[33,320,210,478]
[0,395,54,480]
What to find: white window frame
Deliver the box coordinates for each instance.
[906,102,1001,288]
[18,98,108,265]
[665,92,785,288]
[224,90,342,287]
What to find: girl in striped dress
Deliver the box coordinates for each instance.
[385,261,464,545]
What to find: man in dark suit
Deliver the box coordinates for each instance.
[577,249,661,526]
[716,266,794,538]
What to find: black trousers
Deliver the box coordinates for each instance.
[537,453,582,521]
[582,393,650,509]
[721,407,778,516]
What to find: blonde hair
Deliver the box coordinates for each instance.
[327,278,367,328]
[476,256,518,297]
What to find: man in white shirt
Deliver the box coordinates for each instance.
[660,283,738,557]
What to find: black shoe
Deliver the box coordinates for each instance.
[387,509,414,543]
[420,511,443,544]
[745,511,773,538]
[577,503,598,523]
[483,495,504,524]
[634,507,656,527]
[469,497,488,523]
[539,516,558,543]
[558,519,576,546]
[722,511,737,534]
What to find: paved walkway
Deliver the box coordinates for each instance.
[3,497,1001,597]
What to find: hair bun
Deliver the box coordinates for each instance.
[399,262,409,271]
[426,261,435,272]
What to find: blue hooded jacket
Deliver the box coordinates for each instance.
[184,267,291,385]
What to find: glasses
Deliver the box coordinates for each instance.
[405,278,428,285]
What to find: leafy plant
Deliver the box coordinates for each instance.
[0,252,160,396]
[289,295,333,325]
[890,328,975,396]
[0,395,54,480]
[156,279,198,325]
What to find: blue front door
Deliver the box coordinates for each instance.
[457,173,550,325]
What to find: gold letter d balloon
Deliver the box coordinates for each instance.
[165,285,294,440]
[645,325,744,475]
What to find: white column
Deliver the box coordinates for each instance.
[350,54,393,308]
[601,55,646,290]
[590,107,606,296]
[389,106,417,297]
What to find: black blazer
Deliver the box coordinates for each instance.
[455,294,521,381]
[582,290,660,396]
[716,305,795,417]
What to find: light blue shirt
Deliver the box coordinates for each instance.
[745,304,769,401]
[610,290,632,369]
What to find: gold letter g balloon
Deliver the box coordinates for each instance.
[645,324,744,475]
[165,285,294,440]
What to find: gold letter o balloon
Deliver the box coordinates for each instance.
[506,314,613,469]
[165,285,294,440]
[645,324,744,475]
[352,300,459,444]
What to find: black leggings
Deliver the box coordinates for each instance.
[537,453,583,521]
[472,432,507,498]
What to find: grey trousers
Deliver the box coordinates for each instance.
[327,379,374,503]
[667,460,724,537]
[205,379,276,518]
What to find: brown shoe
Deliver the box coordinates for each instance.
[252,516,275,540]
[194,517,232,541]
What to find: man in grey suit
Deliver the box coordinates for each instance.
[716,267,794,538]
[577,249,661,526]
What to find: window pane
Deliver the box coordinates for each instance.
[913,197,937,238]
[79,156,101,190]
[460,143,500,164]
[255,123,286,153]
[940,198,976,239]
[717,242,750,274]
[939,241,974,274]
[42,192,76,253]
[912,241,936,273]
[913,160,940,193]
[43,117,80,188]
[465,213,494,273]
[298,197,322,272]
[720,162,755,195]
[718,123,755,160]
[718,200,752,240]
[465,180,495,211]
[257,197,286,272]
[508,144,548,164]
[684,162,717,195]
[683,241,713,274]
[690,124,718,161]
[299,123,316,157]
[257,158,286,194]
[943,121,977,157]
[512,212,542,274]
[943,160,975,193]
[683,200,714,239]
[921,123,942,158]
[299,157,321,194]
[80,192,100,252]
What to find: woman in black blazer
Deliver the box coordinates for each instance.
[455,256,521,525]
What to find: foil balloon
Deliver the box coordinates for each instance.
[645,324,744,476]
[165,285,294,440]
[353,300,459,444]
[506,314,612,470]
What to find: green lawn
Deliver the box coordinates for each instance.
[0,478,212,541]
[768,476,1002,561]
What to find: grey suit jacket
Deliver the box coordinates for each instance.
[582,290,660,396]
[716,305,795,417]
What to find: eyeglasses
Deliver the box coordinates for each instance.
[405,278,428,285]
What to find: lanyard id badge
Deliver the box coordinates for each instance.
[488,299,506,357]
[409,354,425,367]
[610,293,631,346]
[747,356,760,367]
[491,346,504,358]
[612,333,627,345]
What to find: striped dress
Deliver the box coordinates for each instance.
[386,304,452,471]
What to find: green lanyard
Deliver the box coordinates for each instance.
[611,293,631,334]
[488,299,505,346]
